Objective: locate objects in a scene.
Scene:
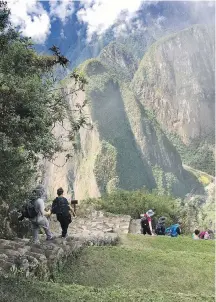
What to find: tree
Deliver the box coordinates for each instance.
[0,2,89,204]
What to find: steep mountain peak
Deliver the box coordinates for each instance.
[132,24,215,143]
[99,42,138,81]
[79,58,107,77]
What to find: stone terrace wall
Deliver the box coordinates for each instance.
[0,232,119,280]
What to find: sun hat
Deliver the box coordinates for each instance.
[146,209,155,217]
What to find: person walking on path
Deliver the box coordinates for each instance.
[51,187,76,238]
[29,185,53,243]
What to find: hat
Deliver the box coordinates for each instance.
[158,216,166,222]
[146,209,155,217]
[32,185,46,199]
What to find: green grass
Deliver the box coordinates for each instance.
[122,234,215,254]
[56,236,214,295]
[0,277,214,302]
[0,235,214,301]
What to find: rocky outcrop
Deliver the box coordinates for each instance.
[132,25,215,175]
[133,25,215,143]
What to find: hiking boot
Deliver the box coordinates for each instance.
[46,236,54,241]
[31,240,41,245]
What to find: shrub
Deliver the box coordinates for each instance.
[83,189,181,225]
[199,175,211,186]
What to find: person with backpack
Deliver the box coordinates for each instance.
[199,230,210,240]
[155,216,166,235]
[19,185,53,243]
[51,187,76,238]
[140,209,155,236]
[165,222,182,237]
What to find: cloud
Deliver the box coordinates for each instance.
[7,0,51,44]
[60,28,66,39]
[6,0,74,44]
[77,0,144,41]
[49,0,74,23]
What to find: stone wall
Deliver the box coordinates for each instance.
[129,219,141,234]
[0,209,131,280]
[0,232,119,280]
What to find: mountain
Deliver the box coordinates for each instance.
[36,1,214,73]
[43,25,214,200]
[132,24,215,175]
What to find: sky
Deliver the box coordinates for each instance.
[5,0,215,63]
[6,0,150,44]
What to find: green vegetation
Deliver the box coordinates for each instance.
[56,236,214,295]
[84,189,180,223]
[152,165,178,195]
[0,3,87,204]
[167,133,215,176]
[1,235,214,301]
[94,141,118,193]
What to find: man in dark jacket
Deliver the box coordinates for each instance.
[51,187,76,238]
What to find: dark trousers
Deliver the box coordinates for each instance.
[56,214,71,237]
[142,226,152,235]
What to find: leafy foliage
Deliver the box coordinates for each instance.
[0,2,88,203]
[94,141,118,193]
[167,132,215,176]
[84,189,181,224]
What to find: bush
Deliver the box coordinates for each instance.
[83,189,181,225]
[199,175,211,186]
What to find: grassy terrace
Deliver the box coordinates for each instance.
[0,235,214,302]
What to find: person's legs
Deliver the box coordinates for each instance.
[57,214,69,237]
[40,217,52,240]
[142,226,147,235]
[32,222,40,243]
[146,226,152,235]
[61,219,69,237]
[60,216,70,237]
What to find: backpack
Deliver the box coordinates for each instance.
[52,197,70,216]
[22,199,38,219]
[155,222,165,235]
[170,224,180,237]
[141,215,149,228]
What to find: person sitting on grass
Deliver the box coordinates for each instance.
[199,230,210,240]
[165,221,182,237]
[155,216,166,235]
[192,229,200,240]
[51,187,76,238]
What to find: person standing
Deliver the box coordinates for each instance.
[51,187,76,238]
[29,185,53,243]
[140,209,155,236]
